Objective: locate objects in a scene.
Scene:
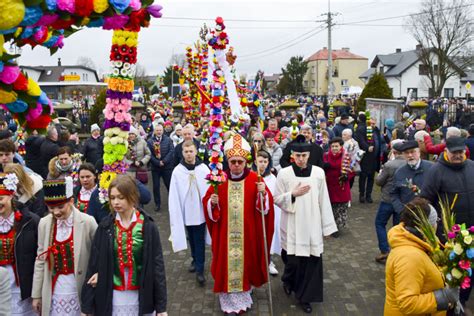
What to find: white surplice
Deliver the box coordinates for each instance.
[274,166,338,257]
[168,163,211,252]
[263,174,282,255]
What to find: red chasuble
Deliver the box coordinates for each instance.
[203,169,274,293]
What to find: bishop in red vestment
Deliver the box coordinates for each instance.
[203,134,274,314]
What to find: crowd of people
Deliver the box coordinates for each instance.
[0,98,473,315]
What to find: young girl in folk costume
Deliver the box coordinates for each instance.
[0,172,39,315]
[73,163,98,214]
[81,174,168,316]
[32,177,97,316]
[252,150,282,276]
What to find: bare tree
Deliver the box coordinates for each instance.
[405,0,473,97]
[76,56,97,70]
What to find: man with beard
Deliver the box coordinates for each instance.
[390,140,433,215]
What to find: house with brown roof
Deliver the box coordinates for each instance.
[303,47,368,95]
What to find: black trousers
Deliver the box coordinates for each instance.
[186,223,206,274]
[281,249,323,303]
[151,169,172,207]
[359,170,375,198]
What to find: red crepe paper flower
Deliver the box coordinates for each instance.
[27,114,52,129]
[126,9,147,31]
[13,73,28,91]
[14,211,23,222]
[75,0,93,17]
[51,18,76,30]
[216,17,224,24]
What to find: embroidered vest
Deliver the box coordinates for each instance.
[0,227,15,266]
[51,225,75,291]
[113,211,144,291]
[75,193,90,213]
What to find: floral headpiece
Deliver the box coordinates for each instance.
[0,173,19,195]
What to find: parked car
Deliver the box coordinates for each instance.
[57,117,80,133]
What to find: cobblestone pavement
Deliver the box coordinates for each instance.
[145,181,473,315]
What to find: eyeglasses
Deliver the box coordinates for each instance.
[229,160,245,165]
[253,140,263,143]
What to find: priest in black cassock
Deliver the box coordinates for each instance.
[274,135,337,313]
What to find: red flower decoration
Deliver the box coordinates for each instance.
[75,0,93,17]
[13,73,28,91]
[14,211,22,222]
[27,114,52,129]
[51,18,76,30]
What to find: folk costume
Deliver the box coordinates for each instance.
[202,134,274,314]
[81,209,167,316]
[32,177,97,316]
[168,158,211,278]
[274,135,338,309]
[73,184,97,214]
[0,173,39,315]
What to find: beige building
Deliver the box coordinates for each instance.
[303,47,368,95]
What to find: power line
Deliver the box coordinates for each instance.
[238,25,326,59]
[238,27,327,62]
[148,24,316,30]
[342,3,474,24]
[161,17,319,23]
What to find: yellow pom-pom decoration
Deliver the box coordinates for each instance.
[0,90,18,104]
[27,77,41,97]
[0,0,25,31]
[93,0,109,14]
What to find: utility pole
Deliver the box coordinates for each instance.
[327,0,334,102]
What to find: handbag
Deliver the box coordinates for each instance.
[135,166,149,184]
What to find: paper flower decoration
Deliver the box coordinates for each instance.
[4,173,19,191]
[0,66,21,85]
[0,90,18,104]
[0,0,25,31]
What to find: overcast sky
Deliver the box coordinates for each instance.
[18,0,424,78]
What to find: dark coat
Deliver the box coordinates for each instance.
[14,210,40,300]
[466,136,474,161]
[354,123,385,173]
[421,155,474,226]
[25,135,45,175]
[332,123,353,138]
[16,190,47,218]
[82,136,104,164]
[81,210,167,315]
[147,135,174,171]
[391,160,433,213]
[87,180,151,224]
[39,138,60,178]
[280,140,324,169]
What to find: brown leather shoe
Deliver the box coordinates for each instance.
[375,252,389,263]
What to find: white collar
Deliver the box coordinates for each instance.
[115,211,137,226]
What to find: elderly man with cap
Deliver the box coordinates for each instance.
[374,139,407,263]
[32,177,97,316]
[274,134,337,314]
[390,140,433,215]
[332,114,353,138]
[422,136,474,307]
[202,134,274,315]
[82,124,103,165]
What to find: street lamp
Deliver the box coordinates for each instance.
[170,42,189,98]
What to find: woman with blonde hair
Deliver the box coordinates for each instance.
[81,174,167,315]
[4,163,46,217]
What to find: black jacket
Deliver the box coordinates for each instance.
[81,210,167,315]
[14,210,40,300]
[25,135,45,175]
[147,135,174,171]
[280,140,324,169]
[421,155,474,226]
[82,136,104,164]
[39,138,60,178]
[16,190,47,218]
[354,123,385,173]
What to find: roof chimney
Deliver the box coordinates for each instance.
[395,48,402,53]
[57,58,61,66]
[323,47,327,50]
[416,44,422,51]
[342,47,350,52]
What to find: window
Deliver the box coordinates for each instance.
[304,80,308,87]
[444,88,454,98]
[341,79,349,86]
[408,88,418,99]
[379,66,384,74]
[433,64,439,73]
[428,88,434,98]
[333,67,338,77]
[312,80,316,87]
[311,66,315,74]
[419,64,429,75]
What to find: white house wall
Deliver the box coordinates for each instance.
[22,68,42,82]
